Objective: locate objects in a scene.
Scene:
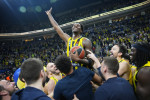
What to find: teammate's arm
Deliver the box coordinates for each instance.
[92,73,102,85]
[45,8,70,44]
[47,80,55,99]
[87,50,101,69]
[136,67,150,100]
[118,62,129,78]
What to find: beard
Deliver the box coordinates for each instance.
[8,89,17,96]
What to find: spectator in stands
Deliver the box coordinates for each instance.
[131,43,150,100]
[54,55,102,100]
[0,80,17,100]
[11,58,51,100]
[94,57,137,100]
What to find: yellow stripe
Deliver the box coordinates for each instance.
[50,73,62,85]
[80,37,84,48]
[67,37,84,57]
[67,37,72,57]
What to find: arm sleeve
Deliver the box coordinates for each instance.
[84,67,95,78]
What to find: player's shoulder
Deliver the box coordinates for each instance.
[82,37,90,41]
[119,61,129,68]
[82,37,91,44]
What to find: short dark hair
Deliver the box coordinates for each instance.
[55,55,72,74]
[103,57,119,75]
[116,44,127,58]
[20,58,43,85]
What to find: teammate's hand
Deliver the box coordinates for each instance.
[87,50,97,61]
[45,7,52,15]
[70,49,80,62]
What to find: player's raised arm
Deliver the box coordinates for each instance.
[45,7,70,44]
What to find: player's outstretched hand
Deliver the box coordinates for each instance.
[45,7,52,15]
[73,94,79,100]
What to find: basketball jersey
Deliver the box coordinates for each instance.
[50,73,62,85]
[133,61,150,91]
[67,37,84,57]
[67,37,85,70]
[118,59,133,85]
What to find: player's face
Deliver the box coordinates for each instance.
[129,47,136,62]
[47,63,60,74]
[72,23,82,33]
[110,45,119,58]
[0,80,17,96]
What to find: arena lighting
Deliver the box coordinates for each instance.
[19,6,26,13]
[0,0,150,37]
[35,6,42,12]
[50,0,57,3]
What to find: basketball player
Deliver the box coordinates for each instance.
[44,63,62,99]
[130,43,150,100]
[45,8,92,69]
[110,44,132,84]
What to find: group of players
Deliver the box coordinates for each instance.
[0,8,150,100]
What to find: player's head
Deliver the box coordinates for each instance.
[0,80,17,96]
[101,57,119,76]
[130,42,150,68]
[72,23,83,34]
[55,55,72,75]
[46,63,60,75]
[110,44,127,58]
[20,58,46,86]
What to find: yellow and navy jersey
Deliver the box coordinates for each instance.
[67,36,85,57]
[67,36,86,70]
[118,59,133,85]
[133,61,150,91]
[50,73,63,85]
[130,65,137,69]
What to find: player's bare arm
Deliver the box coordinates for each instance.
[45,7,70,44]
[118,61,130,80]
[136,67,150,100]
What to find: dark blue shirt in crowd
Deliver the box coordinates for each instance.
[11,86,51,100]
[54,67,95,100]
[94,77,137,100]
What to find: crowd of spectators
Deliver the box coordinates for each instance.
[0,0,146,33]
